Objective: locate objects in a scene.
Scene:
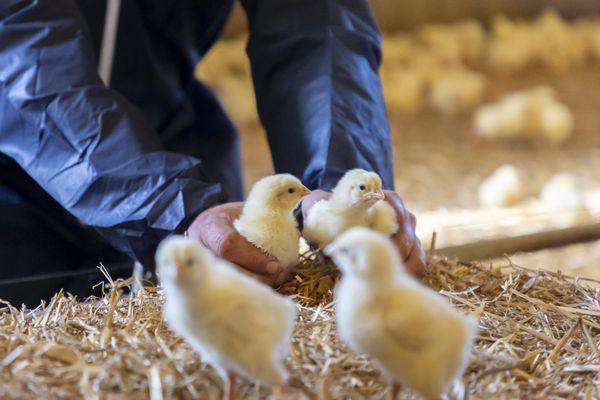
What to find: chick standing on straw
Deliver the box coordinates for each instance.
[156,236,296,400]
[326,227,478,400]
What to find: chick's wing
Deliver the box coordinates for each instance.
[382,286,441,351]
[215,280,295,344]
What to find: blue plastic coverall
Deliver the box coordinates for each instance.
[0,0,393,304]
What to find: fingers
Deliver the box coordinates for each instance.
[403,237,427,277]
[188,203,282,276]
[386,194,416,257]
[235,264,291,288]
[217,232,282,275]
[384,190,427,277]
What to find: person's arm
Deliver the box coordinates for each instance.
[0,0,222,267]
[240,0,394,191]
[241,0,425,275]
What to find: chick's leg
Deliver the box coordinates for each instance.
[272,384,283,400]
[390,382,402,400]
[223,371,236,400]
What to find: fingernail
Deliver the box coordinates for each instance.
[266,261,281,274]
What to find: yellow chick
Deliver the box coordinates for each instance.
[418,19,486,66]
[326,228,478,400]
[409,49,452,84]
[381,66,426,113]
[487,15,535,71]
[303,169,398,248]
[474,98,527,139]
[478,164,523,208]
[368,200,399,239]
[382,34,418,64]
[156,236,297,400]
[581,20,600,63]
[417,24,464,65]
[429,68,486,116]
[234,174,311,268]
[453,19,486,65]
[474,86,573,143]
[524,86,573,142]
[540,173,585,213]
[531,9,588,73]
[538,101,574,143]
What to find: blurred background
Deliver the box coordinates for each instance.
[197,2,600,279]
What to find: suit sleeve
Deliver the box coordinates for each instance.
[0,0,223,267]
[241,0,394,191]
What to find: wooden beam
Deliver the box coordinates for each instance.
[433,221,600,261]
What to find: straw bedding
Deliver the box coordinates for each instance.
[1,254,600,399]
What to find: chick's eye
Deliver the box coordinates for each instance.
[359,185,366,191]
[288,187,295,194]
[185,258,194,268]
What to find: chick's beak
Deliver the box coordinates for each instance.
[364,189,385,201]
[299,185,312,197]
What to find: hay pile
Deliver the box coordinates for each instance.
[2,254,600,399]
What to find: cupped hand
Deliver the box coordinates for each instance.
[187,202,290,287]
[382,191,426,277]
[301,189,426,277]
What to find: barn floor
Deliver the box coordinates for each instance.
[2,256,600,399]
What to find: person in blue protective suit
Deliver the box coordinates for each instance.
[0,0,426,306]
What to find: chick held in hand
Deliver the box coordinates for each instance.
[303,169,398,248]
[234,174,311,268]
[156,236,297,400]
[326,228,478,400]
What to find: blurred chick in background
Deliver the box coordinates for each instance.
[156,236,296,400]
[478,164,524,208]
[474,86,573,143]
[428,68,486,116]
[326,228,478,400]
[234,174,311,268]
[540,173,586,215]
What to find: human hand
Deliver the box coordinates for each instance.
[382,191,426,277]
[187,202,290,287]
[301,189,426,277]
